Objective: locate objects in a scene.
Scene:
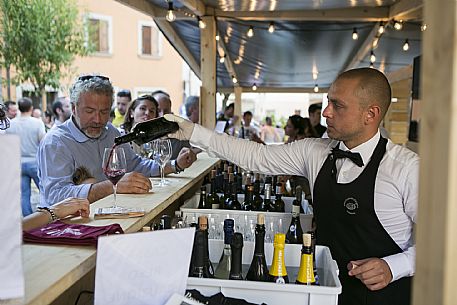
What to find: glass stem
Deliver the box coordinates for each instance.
[113,184,117,208]
[161,165,165,184]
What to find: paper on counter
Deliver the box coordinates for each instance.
[0,135,24,300]
[94,227,195,305]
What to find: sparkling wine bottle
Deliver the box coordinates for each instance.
[214,219,235,279]
[207,170,220,209]
[229,232,244,280]
[198,216,214,278]
[114,117,178,146]
[271,182,285,212]
[269,233,289,284]
[285,186,304,244]
[246,214,269,282]
[189,230,210,278]
[296,233,317,285]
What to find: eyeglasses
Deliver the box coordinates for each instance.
[77,75,110,82]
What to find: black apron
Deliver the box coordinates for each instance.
[313,136,412,305]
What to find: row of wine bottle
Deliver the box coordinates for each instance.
[189,214,318,285]
[199,169,304,212]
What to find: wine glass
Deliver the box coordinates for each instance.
[153,139,172,186]
[160,139,173,184]
[102,146,127,209]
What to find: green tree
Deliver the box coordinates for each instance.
[0,0,89,109]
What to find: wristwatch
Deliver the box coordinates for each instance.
[171,159,184,174]
[37,207,58,223]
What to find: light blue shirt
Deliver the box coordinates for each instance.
[37,117,159,206]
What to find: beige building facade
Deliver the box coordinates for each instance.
[1,0,193,115]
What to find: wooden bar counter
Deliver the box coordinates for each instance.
[21,153,218,305]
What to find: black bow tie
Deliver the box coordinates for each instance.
[331,147,364,167]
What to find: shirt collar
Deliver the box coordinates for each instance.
[339,130,381,166]
[68,116,109,143]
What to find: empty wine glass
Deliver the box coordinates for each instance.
[152,139,172,186]
[102,146,127,209]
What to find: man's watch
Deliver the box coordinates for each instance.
[37,207,58,223]
[171,159,184,174]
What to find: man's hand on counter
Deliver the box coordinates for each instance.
[177,147,197,169]
[117,172,152,193]
[164,114,195,141]
[347,258,393,291]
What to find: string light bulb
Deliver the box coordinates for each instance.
[252,84,257,91]
[372,37,379,48]
[166,1,176,22]
[369,62,374,68]
[378,23,385,34]
[219,55,225,63]
[421,23,427,31]
[402,39,409,51]
[314,84,319,93]
[232,76,238,84]
[393,20,403,31]
[215,34,220,41]
[268,22,275,33]
[352,28,358,40]
[247,26,254,37]
[198,17,206,29]
[370,50,376,63]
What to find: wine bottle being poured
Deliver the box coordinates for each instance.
[114,117,179,146]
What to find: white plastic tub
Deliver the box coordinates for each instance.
[187,240,341,305]
[181,194,314,242]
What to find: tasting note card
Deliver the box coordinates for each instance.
[94,228,195,305]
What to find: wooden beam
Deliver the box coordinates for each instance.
[215,7,390,21]
[179,0,206,16]
[115,0,160,17]
[386,65,413,83]
[412,0,457,304]
[389,0,423,20]
[154,18,201,79]
[341,23,380,73]
[217,87,330,94]
[200,16,217,129]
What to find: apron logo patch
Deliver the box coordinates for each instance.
[343,197,359,215]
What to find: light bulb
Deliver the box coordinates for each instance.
[313,84,319,93]
[421,24,427,31]
[370,62,374,68]
[372,37,379,48]
[378,24,385,34]
[403,39,409,51]
[247,26,254,37]
[215,34,220,41]
[219,56,225,63]
[166,1,176,22]
[232,76,238,84]
[370,51,376,63]
[268,22,275,33]
[252,84,257,91]
[394,20,403,31]
[352,28,358,40]
[198,17,206,29]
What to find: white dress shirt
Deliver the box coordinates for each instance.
[190,125,418,282]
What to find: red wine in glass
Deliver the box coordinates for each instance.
[103,146,127,208]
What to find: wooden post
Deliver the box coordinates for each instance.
[413,0,457,304]
[200,16,216,129]
[234,86,242,128]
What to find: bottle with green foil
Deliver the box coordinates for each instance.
[269,233,289,284]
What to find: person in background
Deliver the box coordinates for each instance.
[5,100,18,119]
[6,97,46,216]
[37,76,194,207]
[238,111,259,140]
[217,103,239,135]
[260,116,281,143]
[52,96,72,127]
[184,95,199,123]
[165,67,417,305]
[43,110,54,132]
[32,108,42,119]
[112,89,131,128]
[308,103,327,137]
[152,90,172,117]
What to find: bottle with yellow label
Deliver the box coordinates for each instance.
[269,233,289,284]
[296,233,316,285]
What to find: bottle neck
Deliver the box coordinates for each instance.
[224,228,234,245]
[254,225,266,254]
[210,178,217,193]
[292,205,301,217]
[230,245,243,275]
[270,245,287,276]
[114,132,137,146]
